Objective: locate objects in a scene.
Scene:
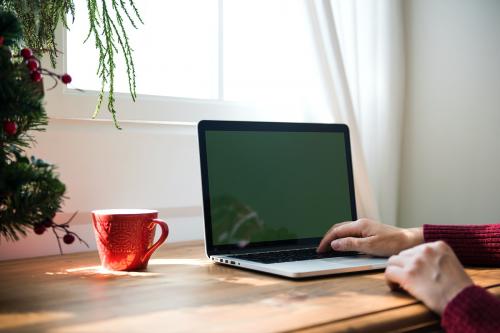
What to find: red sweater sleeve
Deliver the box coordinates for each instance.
[442,285,500,333]
[423,224,500,265]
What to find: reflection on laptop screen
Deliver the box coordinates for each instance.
[205,130,354,247]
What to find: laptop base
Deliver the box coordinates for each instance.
[211,255,388,278]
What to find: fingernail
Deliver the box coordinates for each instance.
[331,240,341,250]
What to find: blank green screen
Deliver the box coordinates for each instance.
[206,130,353,246]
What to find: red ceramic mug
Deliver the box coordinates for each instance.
[91,209,169,271]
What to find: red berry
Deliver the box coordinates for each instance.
[3,121,17,135]
[42,218,53,228]
[34,224,46,235]
[0,36,4,46]
[26,58,38,72]
[61,73,72,84]
[63,234,75,244]
[31,71,42,82]
[20,48,32,59]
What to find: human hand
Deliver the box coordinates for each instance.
[385,241,473,314]
[317,219,423,257]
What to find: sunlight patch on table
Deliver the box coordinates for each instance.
[67,266,161,277]
[45,266,161,277]
[0,312,73,330]
[148,258,210,266]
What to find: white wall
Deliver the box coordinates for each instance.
[0,119,205,260]
[399,0,500,227]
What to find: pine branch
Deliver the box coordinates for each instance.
[1,0,143,128]
[110,0,136,101]
[0,153,66,241]
[86,0,141,128]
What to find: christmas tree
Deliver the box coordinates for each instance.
[0,10,86,252]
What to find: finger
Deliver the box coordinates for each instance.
[317,221,355,253]
[384,265,405,290]
[331,220,365,239]
[330,236,370,252]
[387,280,405,293]
[331,221,352,230]
[387,255,406,267]
[317,220,366,253]
[322,221,352,240]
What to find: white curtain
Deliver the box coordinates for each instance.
[305,0,405,225]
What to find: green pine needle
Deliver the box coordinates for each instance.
[85,0,142,129]
[1,0,142,129]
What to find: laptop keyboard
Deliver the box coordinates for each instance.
[228,248,359,264]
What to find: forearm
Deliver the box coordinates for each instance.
[423,224,500,266]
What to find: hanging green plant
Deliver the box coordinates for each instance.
[0,0,142,129]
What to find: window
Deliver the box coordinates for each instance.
[47,0,326,123]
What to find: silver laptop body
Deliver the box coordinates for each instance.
[209,251,387,278]
[198,121,387,278]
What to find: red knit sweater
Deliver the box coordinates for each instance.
[423,224,500,333]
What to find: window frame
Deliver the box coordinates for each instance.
[45,0,319,124]
[45,0,274,124]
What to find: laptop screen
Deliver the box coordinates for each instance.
[199,121,357,254]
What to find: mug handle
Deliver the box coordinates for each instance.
[141,218,169,265]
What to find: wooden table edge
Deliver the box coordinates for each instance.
[292,285,500,333]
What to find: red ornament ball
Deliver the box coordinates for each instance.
[20,48,33,59]
[0,36,4,46]
[26,58,38,72]
[31,70,42,82]
[34,224,46,235]
[63,234,75,244]
[61,73,72,84]
[3,121,17,135]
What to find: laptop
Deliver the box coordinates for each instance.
[197,120,387,278]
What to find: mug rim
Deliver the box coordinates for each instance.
[92,209,158,216]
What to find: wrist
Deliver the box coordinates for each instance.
[438,281,474,315]
[402,227,424,250]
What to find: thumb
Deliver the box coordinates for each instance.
[331,237,368,252]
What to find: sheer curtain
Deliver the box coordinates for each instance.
[305,0,405,225]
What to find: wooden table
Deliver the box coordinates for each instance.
[1,241,499,333]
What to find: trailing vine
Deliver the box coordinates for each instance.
[0,0,142,129]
